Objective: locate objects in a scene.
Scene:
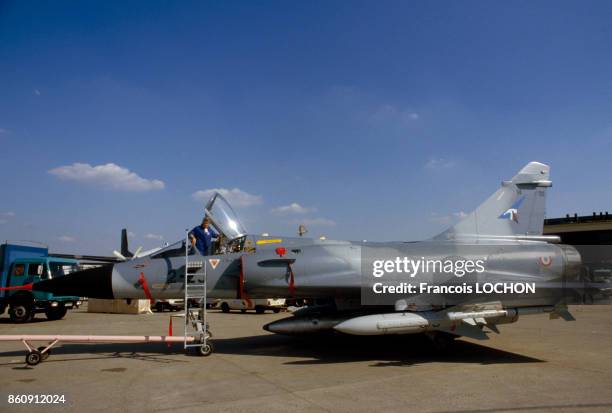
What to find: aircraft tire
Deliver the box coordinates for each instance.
[220,302,230,313]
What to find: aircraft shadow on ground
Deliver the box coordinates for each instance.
[212,334,544,366]
[0,334,543,368]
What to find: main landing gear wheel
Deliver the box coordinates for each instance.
[197,342,214,357]
[37,347,50,360]
[25,350,42,366]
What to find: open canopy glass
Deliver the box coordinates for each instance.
[204,192,247,241]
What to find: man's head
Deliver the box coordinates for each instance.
[201,217,210,228]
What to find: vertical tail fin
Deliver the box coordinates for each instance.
[435,162,551,240]
[121,228,133,258]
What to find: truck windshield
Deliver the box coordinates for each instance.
[49,262,79,278]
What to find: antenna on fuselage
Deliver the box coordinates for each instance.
[298,224,307,237]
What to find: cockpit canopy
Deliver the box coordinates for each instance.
[151,192,249,259]
[204,192,247,241]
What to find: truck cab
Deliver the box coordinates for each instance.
[0,243,82,322]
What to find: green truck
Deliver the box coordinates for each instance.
[0,242,82,322]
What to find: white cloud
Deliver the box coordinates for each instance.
[0,128,9,134]
[58,235,75,242]
[295,218,337,227]
[192,188,263,207]
[371,104,419,124]
[145,233,164,241]
[127,231,136,238]
[271,203,316,215]
[34,89,41,96]
[425,158,456,170]
[0,212,15,224]
[48,163,165,192]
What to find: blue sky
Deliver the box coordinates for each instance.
[1,1,611,255]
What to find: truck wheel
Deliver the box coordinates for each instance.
[220,302,230,313]
[273,308,281,313]
[255,306,265,314]
[155,302,164,312]
[9,302,34,323]
[25,351,42,366]
[45,306,68,321]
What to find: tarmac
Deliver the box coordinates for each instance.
[0,304,611,413]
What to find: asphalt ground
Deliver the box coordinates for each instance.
[0,304,611,413]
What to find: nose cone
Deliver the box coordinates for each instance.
[333,317,376,335]
[263,316,342,335]
[263,317,308,334]
[34,265,114,299]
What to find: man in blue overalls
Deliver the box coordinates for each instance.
[189,217,218,255]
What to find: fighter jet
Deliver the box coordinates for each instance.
[26,162,608,348]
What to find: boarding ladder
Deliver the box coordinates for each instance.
[182,230,213,356]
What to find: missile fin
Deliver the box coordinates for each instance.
[436,323,489,340]
[487,324,500,334]
[463,318,477,326]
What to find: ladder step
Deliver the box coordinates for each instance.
[183,231,208,350]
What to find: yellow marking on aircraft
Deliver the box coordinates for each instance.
[256,239,283,245]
